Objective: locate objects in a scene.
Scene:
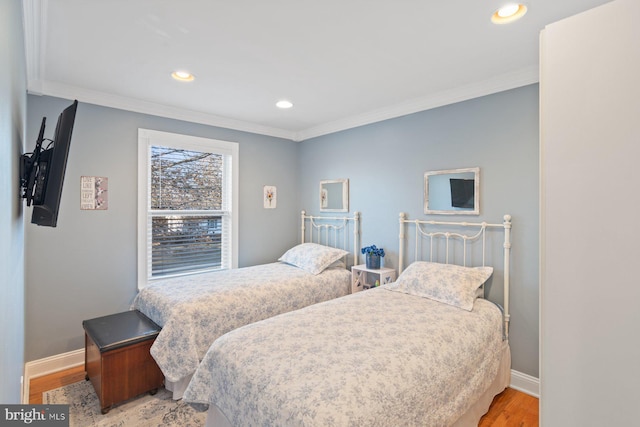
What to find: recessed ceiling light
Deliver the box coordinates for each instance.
[492,3,527,24]
[276,100,293,109]
[171,70,195,82]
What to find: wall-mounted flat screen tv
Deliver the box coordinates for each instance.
[20,100,78,227]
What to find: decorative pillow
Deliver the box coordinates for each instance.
[385,261,493,311]
[278,243,349,275]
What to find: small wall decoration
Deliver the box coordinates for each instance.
[81,176,108,210]
[263,185,277,209]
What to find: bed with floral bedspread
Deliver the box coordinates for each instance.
[183,262,510,427]
[132,243,352,396]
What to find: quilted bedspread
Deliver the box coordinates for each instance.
[131,262,351,383]
[183,287,506,427]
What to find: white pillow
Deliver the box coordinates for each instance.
[385,261,493,311]
[278,243,349,275]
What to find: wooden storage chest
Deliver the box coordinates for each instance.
[83,310,164,414]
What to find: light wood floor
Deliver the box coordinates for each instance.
[30,366,539,426]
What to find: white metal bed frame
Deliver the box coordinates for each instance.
[398,213,512,339]
[301,210,361,266]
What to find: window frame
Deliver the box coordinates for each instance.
[137,129,238,290]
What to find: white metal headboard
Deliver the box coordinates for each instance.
[301,210,361,266]
[398,213,512,339]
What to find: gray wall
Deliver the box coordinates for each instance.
[299,85,540,378]
[25,86,540,380]
[0,0,27,403]
[25,96,300,361]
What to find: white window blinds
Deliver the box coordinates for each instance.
[138,129,238,288]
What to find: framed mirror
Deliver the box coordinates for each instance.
[320,179,349,212]
[424,167,479,215]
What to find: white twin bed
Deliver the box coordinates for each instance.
[181,213,513,427]
[132,211,360,398]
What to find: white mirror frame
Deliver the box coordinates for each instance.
[424,167,479,215]
[320,179,349,212]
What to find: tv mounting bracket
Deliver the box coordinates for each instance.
[20,117,47,206]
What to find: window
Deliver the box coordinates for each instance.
[138,129,238,289]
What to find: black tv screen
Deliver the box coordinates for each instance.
[25,100,78,227]
[450,178,475,209]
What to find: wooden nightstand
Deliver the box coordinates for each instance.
[351,264,396,293]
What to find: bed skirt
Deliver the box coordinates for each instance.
[204,343,511,427]
[451,343,511,427]
[165,375,192,400]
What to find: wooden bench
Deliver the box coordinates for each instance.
[83,310,164,414]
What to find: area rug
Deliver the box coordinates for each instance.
[44,381,206,427]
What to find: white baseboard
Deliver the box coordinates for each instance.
[510,369,540,398]
[21,349,539,404]
[22,348,85,404]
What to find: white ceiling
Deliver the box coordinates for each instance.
[23,0,611,141]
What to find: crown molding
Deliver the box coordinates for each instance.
[27,68,537,143]
[22,0,47,95]
[22,0,293,140]
[28,80,296,141]
[295,66,539,141]
[22,0,538,143]
[25,10,537,146]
